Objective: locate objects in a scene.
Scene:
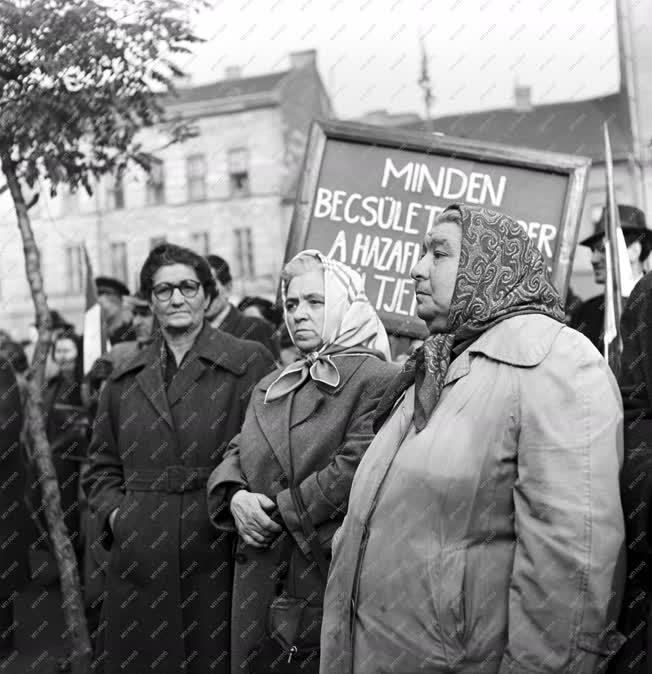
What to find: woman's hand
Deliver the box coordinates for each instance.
[230,491,283,548]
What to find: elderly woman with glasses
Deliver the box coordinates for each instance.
[83,243,274,674]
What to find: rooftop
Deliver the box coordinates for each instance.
[400,90,633,162]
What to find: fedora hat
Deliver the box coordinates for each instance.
[580,204,651,248]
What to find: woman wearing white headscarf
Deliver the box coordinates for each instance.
[207,250,396,674]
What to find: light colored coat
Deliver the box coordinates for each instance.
[207,353,398,674]
[320,315,626,674]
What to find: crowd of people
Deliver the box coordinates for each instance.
[1,202,652,673]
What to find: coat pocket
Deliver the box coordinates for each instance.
[109,493,155,586]
[435,547,468,657]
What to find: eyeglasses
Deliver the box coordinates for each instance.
[152,280,202,302]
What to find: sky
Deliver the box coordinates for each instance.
[179,0,621,119]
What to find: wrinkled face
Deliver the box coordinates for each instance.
[284,270,325,353]
[54,337,78,371]
[151,263,210,333]
[411,220,462,333]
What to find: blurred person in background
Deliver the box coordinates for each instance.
[238,295,283,328]
[41,330,89,565]
[84,243,274,674]
[0,339,29,404]
[0,357,29,661]
[205,254,279,359]
[571,205,651,352]
[95,277,136,345]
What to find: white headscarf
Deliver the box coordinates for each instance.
[264,250,390,403]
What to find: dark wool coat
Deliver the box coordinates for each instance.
[207,353,398,674]
[218,305,279,360]
[0,357,29,599]
[613,272,652,673]
[83,324,274,674]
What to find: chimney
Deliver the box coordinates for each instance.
[225,65,242,80]
[514,84,532,112]
[289,50,317,70]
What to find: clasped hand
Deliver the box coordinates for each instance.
[230,490,282,548]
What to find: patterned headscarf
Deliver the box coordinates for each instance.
[380,204,564,432]
[264,250,391,403]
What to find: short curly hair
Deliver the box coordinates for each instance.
[140,243,217,301]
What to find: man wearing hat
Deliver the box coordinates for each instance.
[570,204,652,352]
[94,276,136,345]
[205,254,280,359]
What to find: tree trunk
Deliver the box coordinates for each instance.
[0,148,92,673]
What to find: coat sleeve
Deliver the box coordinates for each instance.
[81,379,125,550]
[206,348,275,532]
[498,329,626,673]
[206,431,247,533]
[619,276,652,566]
[276,362,397,556]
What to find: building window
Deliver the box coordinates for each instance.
[228,148,250,197]
[190,231,210,255]
[234,227,255,279]
[64,244,83,293]
[149,236,167,250]
[107,174,125,210]
[186,154,206,202]
[146,162,166,206]
[110,242,128,284]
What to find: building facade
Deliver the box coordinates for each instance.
[0,50,331,338]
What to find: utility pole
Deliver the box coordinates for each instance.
[418,35,434,132]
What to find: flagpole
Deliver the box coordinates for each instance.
[418,34,434,133]
[602,122,624,372]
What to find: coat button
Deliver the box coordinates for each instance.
[234,552,247,564]
[279,476,289,489]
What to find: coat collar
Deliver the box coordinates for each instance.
[253,354,376,476]
[111,322,254,431]
[444,314,565,386]
[112,321,251,380]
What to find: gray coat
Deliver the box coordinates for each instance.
[207,353,397,674]
[83,325,274,674]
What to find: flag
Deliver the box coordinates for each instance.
[82,245,109,374]
[602,122,634,371]
[418,36,433,119]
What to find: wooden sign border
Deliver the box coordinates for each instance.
[284,119,591,337]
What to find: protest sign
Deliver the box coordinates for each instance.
[285,120,591,337]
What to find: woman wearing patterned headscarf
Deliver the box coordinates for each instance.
[207,250,397,674]
[320,204,626,674]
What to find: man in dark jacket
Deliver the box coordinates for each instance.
[205,254,279,359]
[0,357,28,659]
[95,276,136,345]
[571,204,652,353]
[612,271,652,672]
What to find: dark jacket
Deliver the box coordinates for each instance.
[83,324,274,674]
[0,357,29,598]
[570,294,605,353]
[217,305,279,360]
[613,272,652,673]
[207,353,398,674]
